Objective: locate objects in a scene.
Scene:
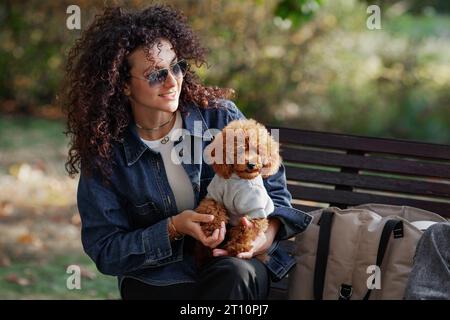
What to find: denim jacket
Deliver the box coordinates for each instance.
[77,100,312,288]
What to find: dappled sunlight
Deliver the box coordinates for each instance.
[0,163,80,262]
[2,163,77,208]
[0,0,448,300]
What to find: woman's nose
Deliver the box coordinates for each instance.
[163,70,178,87]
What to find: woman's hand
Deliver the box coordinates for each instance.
[212,217,281,259]
[172,210,226,248]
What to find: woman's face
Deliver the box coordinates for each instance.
[125,39,183,114]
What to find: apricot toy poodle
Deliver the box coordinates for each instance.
[195,118,281,258]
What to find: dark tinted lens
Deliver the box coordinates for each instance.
[148,69,168,85]
[146,60,187,86]
[172,60,188,76]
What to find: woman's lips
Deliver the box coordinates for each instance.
[159,91,177,100]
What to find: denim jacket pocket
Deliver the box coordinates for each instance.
[128,201,163,229]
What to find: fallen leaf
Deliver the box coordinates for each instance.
[80,267,97,280]
[33,160,47,173]
[0,256,11,267]
[16,233,43,248]
[0,201,14,218]
[17,233,35,245]
[50,215,64,223]
[5,273,31,286]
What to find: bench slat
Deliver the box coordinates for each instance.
[285,166,450,198]
[281,147,450,179]
[269,127,450,300]
[287,185,450,217]
[275,128,450,160]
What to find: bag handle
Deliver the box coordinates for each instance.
[363,219,404,300]
[313,210,334,300]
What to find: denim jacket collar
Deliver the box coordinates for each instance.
[121,102,214,167]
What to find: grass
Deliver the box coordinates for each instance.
[0,116,119,299]
[0,253,120,300]
[0,115,68,176]
[0,116,67,150]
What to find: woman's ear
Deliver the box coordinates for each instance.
[123,83,131,96]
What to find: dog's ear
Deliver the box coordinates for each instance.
[212,163,234,179]
[208,130,234,179]
[217,128,235,179]
[261,135,281,178]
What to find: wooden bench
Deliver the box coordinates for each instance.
[268,127,450,300]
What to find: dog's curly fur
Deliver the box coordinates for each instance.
[195,119,281,260]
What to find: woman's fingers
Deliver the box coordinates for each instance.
[237,251,253,259]
[195,227,209,244]
[219,221,226,241]
[182,211,226,247]
[240,216,253,228]
[206,222,226,248]
[193,223,218,247]
[203,228,221,248]
[212,248,229,257]
[192,213,215,223]
[209,228,220,242]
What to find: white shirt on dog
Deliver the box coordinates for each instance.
[206,173,274,226]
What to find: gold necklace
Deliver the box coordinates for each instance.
[136,112,175,131]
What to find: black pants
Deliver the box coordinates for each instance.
[120,256,270,300]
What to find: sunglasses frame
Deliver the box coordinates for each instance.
[130,59,189,86]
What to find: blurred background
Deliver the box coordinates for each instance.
[0,0,449,299]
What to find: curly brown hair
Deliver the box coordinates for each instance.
[61,5,233,180]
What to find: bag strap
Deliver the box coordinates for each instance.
[313,210,334,300]
[363,219,404,300]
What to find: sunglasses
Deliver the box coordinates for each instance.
[131,60,189,86]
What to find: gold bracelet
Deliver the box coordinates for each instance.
[168,216,184,241]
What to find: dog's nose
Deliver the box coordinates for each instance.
[247,163,256,170]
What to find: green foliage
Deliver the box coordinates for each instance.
[0,0,449,143]
[275,0,324,27]
[0,1,82,113]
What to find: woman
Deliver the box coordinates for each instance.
[62,5,312,300]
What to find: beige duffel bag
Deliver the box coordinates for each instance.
[287,203,447,300]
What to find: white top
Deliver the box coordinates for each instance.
[206,173,274,226]
[141,111,195,212]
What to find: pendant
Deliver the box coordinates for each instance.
[161,136,170,144]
